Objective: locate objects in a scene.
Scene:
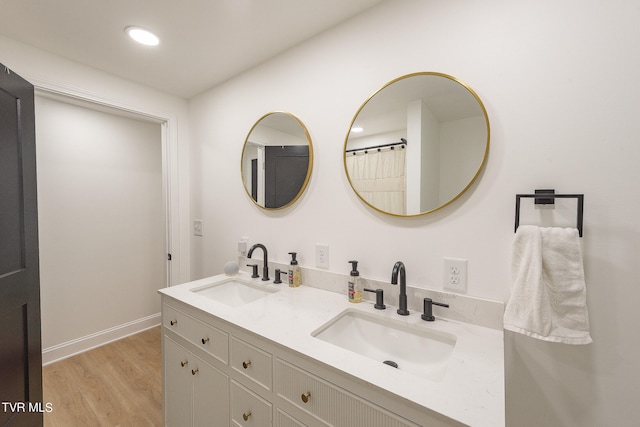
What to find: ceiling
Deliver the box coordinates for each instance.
[0,0,383,98]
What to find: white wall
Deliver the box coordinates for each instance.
[406,99,439,212]
[189,0,640,425]
[440,115,486,202]
[35,96,164,349]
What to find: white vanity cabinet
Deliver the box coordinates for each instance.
[162,302,230,426]
[162,296,460,427]
[160,274,503,427]
[164,336,229,426]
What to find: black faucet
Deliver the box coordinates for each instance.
[247,243,269,281]
[391,261,409,316]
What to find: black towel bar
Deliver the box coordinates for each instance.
[515,190,584,237]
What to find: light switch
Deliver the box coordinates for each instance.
[193,220,203,236]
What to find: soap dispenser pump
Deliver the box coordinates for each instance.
[348,260,364,303]
[288,252,301,287]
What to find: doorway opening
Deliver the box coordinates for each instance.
[34,89,176,364]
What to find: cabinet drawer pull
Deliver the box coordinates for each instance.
[180,360,188,367]
[191,368,199,376]
[242,360,251,369]
[201,337,210,344]
[242,411,251,421]
[301,391,311,403]
[170,319,178,326]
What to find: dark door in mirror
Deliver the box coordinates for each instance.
[264,145,309,208]
[250,159,258,202]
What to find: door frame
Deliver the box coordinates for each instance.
[32,82,181,288]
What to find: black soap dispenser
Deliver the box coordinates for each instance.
[348,260,363,303]
[288,252,301,287]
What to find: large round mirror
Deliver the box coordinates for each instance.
[241,112,313,209]
[344,72,489,216]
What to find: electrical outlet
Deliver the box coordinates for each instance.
[316,244,329,269]
[443,257,467,293]
[193,220,203,237]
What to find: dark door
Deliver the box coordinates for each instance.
[251,158,258,202]
[0,64,43,426]
[264,145,309,208]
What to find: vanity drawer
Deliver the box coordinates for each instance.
[231,335,273,391]
[190,316,228,364]
[275,359,419,427]
[231,380,272,427]
[163,304,228,364]
[163,304,187,334]
[275,409,308,427]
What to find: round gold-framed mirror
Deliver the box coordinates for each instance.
[241,112,313,209]
[344,72,490,217]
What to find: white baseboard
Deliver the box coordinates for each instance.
[42,313,161,366]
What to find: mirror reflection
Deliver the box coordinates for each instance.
[344,72,489,216]
[241,112,313,209]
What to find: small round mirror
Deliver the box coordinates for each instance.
[344,72,489,216]
[241,112,313,209]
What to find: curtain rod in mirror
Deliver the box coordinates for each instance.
[346,138,407,154]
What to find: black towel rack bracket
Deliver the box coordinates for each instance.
[515,189,584,237]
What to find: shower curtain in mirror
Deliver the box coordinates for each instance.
[346,147,406,215]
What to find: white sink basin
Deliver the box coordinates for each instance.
[311,309,456,381]
[191,278,278,307]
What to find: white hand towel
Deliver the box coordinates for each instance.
[504,225,592,344]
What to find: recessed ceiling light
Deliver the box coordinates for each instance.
[125,26,160,46]
[351,127,364,133]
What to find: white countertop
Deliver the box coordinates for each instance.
[159,271,504,427]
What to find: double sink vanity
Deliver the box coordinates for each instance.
[159,271,504,426]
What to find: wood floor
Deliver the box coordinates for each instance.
[42,326,162,427]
